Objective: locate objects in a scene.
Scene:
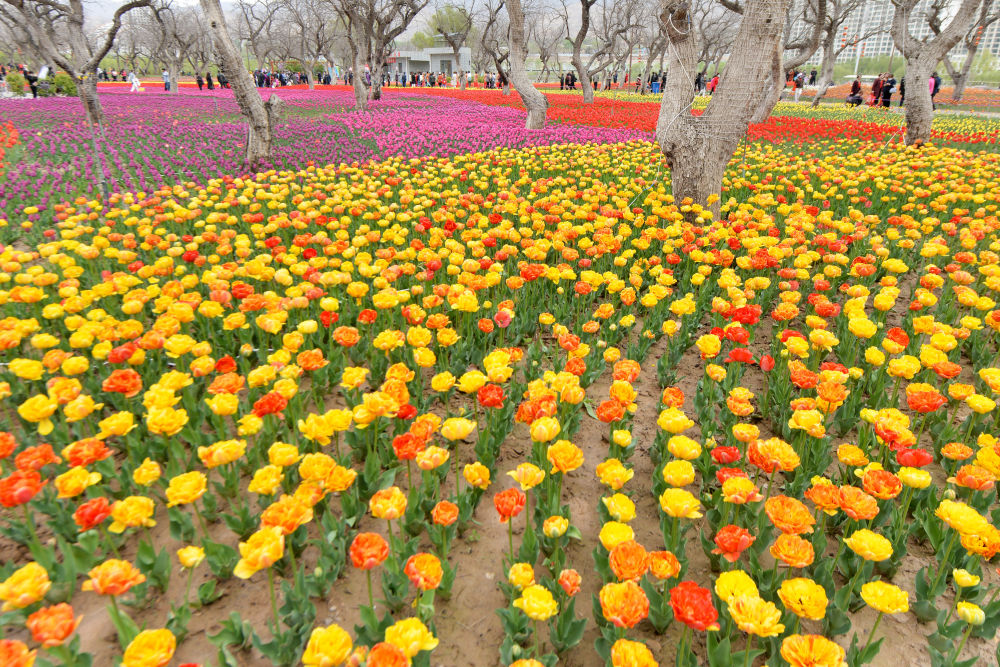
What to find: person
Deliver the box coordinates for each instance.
[898,76,905,106]
[218,72,228,88]
[162,69,169,91]
[880,73,895,107]
[694,71,703,93]
[809,69,817,85]
[206,71,214,90]
[196,73,204,91]
[870,75,882,105]
[24,69,38,98]
[847,75,862,106]
[794,70,806,102]
[931,71,942,109]
[129,71,141,92]
[708,73,719,94]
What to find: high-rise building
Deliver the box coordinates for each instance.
[795,0,998,68]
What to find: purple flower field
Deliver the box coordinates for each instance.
[0,90,647,240]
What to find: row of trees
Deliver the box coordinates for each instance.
[0,0,994,210]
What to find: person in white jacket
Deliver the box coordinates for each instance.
[130,71,141,92]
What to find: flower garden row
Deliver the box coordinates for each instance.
[0,123,999,667]
[4,89,1000,248]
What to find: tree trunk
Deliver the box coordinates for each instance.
[169,61,181,94]
[199,0,280,164]
[657,0,793,216]
[454,46,467,90]
[901,58,934,144]
[572,2,593,103]
[750,40,785,124]
[306,66,315,90]
[78,75,105,127]
[352,41,369,111]
[371,68,383,100]
[810,29,837,108]
[507,0,548,128]
[893,0,981,144]
[948,43,977,102]
[573,54,595,103]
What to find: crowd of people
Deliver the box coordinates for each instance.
[846,71,943,108]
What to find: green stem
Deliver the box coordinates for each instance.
[22,505,40,549]
[744,634,755,667]
[366,568,374,610]
[930,531,960,594]
[860,611,883,656]
[534,619,541,657]
[508,520,514,562]
[951,624,973,663]
[192,503,210,540]
[184,568,194,607]
[267,567,279,633]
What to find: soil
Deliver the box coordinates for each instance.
[4,323,992,667]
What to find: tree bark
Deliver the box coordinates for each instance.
[570,1,595,103]
[169,61,180,94]
[893,0,981,144]
[657,0,793,216]
[507,0,548,128]
[199,0,281,164]
[810,27,837,108]
[749,40,785,124]
[78,75,105,127]
[946,41,977,102]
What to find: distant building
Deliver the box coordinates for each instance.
[793,0,1000,67]
[386,46,473,76]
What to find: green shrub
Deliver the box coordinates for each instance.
[5,72,24,96]
[53,72,76,96]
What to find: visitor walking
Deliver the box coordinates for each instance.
[794,70,806,102]
[196,73,203,91]
[206,72,214,90]
[931,72,942,110]
[809,69,817,85]
[129,71,141,92]
[708,73,719,94]
[162,69,170,91]
[898,77,905,106]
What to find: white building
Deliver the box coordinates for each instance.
[796,0,1000,67]
[385,46,473,76]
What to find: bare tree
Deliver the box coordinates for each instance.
[506,0,548,126]
[931,0,998,101]
[336,0,428,106]
[283,0,335,88]
[236,0,280,69]
[560,0,638,102]
[693,0,739,75]
[200,0,284,163]
[478,0,511,91]
[656,0,794,212]
[744,0,827,122]
[0,0,152,125]
[532,10,564,82]
[152,1,204,93]
[636,1,670,93]
[810,0,887,106]
[429,2,475,88]
[892,0,982,143]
